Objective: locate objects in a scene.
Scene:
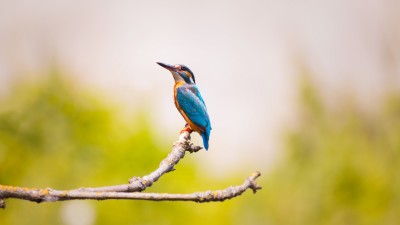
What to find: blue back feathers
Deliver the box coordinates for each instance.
[176,84,211,150]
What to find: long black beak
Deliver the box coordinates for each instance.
[157,62,177,71]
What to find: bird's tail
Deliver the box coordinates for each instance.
[201,126,211,150]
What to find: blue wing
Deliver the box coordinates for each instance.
[176,85,211,149]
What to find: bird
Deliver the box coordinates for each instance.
[157,62,211,150]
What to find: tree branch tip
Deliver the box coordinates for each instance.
[0,199,5,209]
[247,171,262,193]
[252,171,262,179]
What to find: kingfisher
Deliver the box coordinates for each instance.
[157,62,211,150]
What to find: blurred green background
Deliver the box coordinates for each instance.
[1,0,400,224]
[1,68,400,225]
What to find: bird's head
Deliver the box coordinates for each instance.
[157,62,196,84]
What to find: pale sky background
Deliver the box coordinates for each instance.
[0,0,399,176]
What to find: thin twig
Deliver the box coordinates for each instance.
[0,172,261,206]
[74,131,198,193]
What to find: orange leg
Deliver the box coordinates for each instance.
[180,124,193,134]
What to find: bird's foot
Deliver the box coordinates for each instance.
[180,125,193,134]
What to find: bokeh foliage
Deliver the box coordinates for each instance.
[1,70,400,225]
[235,78,400,225]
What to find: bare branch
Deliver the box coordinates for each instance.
[75,131,196,192]
[0,131,262,209]
[0,172,261,206]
